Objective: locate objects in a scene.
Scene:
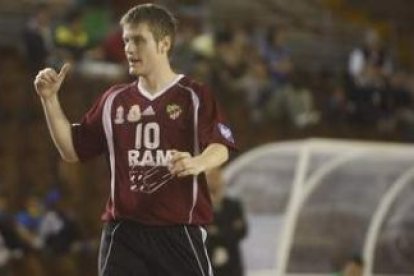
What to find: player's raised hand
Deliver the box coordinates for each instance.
[169,150,205,177]
[34,63,71,100]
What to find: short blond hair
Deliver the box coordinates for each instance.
[120,4,177,54]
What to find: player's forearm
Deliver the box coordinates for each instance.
[197,143,229,172]
[41,96,79,163]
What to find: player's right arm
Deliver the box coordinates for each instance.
[34,63,79,163]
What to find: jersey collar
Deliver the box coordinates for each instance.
[137,74,185,101]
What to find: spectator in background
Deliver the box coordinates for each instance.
[326,85,350,123]
[22,3,56,76]
[347,29,393,125]
[55,8,89,61]
[386,71,414,140]
[206,168,248,276]
[38,188,80,276]
[266,70,320,129]
[171,19,198,74]
[14,195,45,276]
[348,29,392,88]
[39,188,79,257]
[0,194,24,276]
[260,26,293,90]
[239,52,272,124]
[15,195,44,251]
[191,54,213,84]
[211,29,248,105]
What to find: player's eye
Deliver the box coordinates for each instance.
[134,37,145,44]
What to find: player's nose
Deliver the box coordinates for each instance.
[124,41,134,54]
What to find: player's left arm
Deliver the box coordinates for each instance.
[169,143,229,177]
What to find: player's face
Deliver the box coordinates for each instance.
[123,23,166,76]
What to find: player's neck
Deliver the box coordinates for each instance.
[140,63,178,95]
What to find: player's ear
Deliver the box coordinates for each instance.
[160,36,171,55]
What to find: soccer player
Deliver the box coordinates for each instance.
[33,3,236,276]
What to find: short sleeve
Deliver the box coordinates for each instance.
[71,91,110,162]
[197,85,237,152]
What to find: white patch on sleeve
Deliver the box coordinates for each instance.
[218,123,234,143]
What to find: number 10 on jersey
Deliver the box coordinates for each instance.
[135,122,160,149]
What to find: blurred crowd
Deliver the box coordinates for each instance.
[0,187,98,276]
[17,0,414,144]
[1,0,414,275]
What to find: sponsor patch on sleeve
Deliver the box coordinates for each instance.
[218,123,235,144]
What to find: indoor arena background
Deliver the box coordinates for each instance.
[0,0,414,275]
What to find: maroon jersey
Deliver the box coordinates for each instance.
[71,75,236,225]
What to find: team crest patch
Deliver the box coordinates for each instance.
[166,104,182,120]
[218,123,234,143]
[127,105,141,122]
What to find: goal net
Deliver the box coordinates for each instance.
[223,138,414,276]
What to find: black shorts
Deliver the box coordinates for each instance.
[98,220,213,276]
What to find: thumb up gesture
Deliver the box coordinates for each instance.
[34,63,71,100]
